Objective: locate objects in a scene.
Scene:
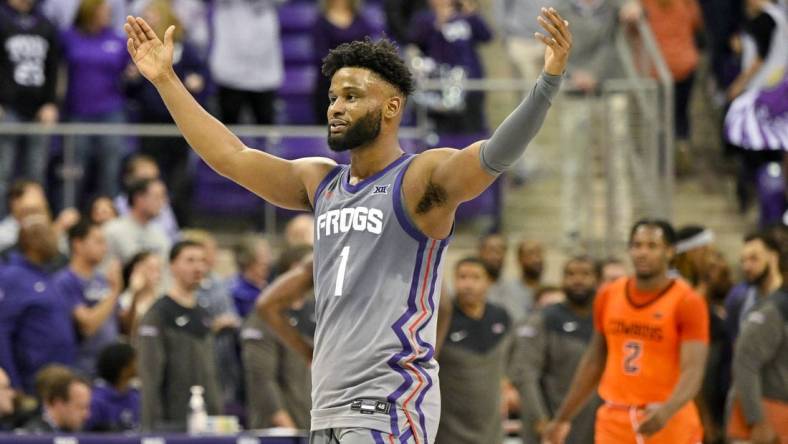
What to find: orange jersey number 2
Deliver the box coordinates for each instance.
[623,340,643,375]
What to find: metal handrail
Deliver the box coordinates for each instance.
[633,16,675,218]
[0,64,669,242]
[0,123,425,138]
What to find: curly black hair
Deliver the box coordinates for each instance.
[321,37,415,97]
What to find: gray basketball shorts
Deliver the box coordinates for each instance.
[310,427,420,444]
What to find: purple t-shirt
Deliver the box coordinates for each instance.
[52,268,119,376]
[86,381,140,432]
[230,275,263,318]
[60,27,129,116]
[311,15,381,66]
[0,253,76,392]
[409,12,493,79]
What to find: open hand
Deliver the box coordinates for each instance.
[751,421,778,444]
[535,7,572,76]
[124,16,175,84]
[637,404,670,436]
[541,420,571,444]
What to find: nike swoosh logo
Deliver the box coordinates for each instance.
[450,331,468,342]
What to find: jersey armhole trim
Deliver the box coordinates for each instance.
[312,165,343,209]
[392,156,455,243]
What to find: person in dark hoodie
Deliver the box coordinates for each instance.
[0,0,59,218]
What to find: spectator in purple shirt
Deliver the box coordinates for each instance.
[0,215,77,393]
[0,0,60,218]
[53,221,123,376]
[230,235,272,317]
[60,0,131,202]
[311,0,382,123]
[409,0,492,134]
[85,343,140,432]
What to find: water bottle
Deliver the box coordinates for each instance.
[187,385,207,434]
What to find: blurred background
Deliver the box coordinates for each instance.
[0,0,787,441]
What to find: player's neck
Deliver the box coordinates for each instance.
[130,207,152,225]
[168,286,196,308]
[567,301,593,317]
[633,273,671,293]
[758,270,783,296]
[458,299,486,320]
[70,257,96,279]
[348,139,403,184]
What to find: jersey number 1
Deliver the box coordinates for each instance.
[334,246,350,297]
[623,340,643,375]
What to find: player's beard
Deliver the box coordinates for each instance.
[565,288,595,307]
[327,109,382,152]
[522,263,543,282]
[746,265,770,287]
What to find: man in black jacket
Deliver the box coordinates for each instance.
[0,0,59,217]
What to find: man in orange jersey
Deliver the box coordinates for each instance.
[544,219,709,444]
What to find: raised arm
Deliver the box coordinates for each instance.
[256,258,315,363]
[428,8,569,206]
[72,262,123,337]
[124,17,335,210]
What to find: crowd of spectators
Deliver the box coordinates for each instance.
[0,170,786,443]
[0,176,313,433]
[2,0,787,227]
[0,0,787,441]
[445,224,787,443]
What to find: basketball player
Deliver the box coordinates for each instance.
[544,220,710,444]
[123,8,571,443]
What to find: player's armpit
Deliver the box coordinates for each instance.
[401,146,496,239]
[427,143,499,205]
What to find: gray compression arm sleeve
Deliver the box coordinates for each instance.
[479,72,562,175]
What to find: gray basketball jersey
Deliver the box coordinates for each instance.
[311,154,448,443]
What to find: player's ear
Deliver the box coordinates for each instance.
[384,95,403,120]
[666,245,676,262]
